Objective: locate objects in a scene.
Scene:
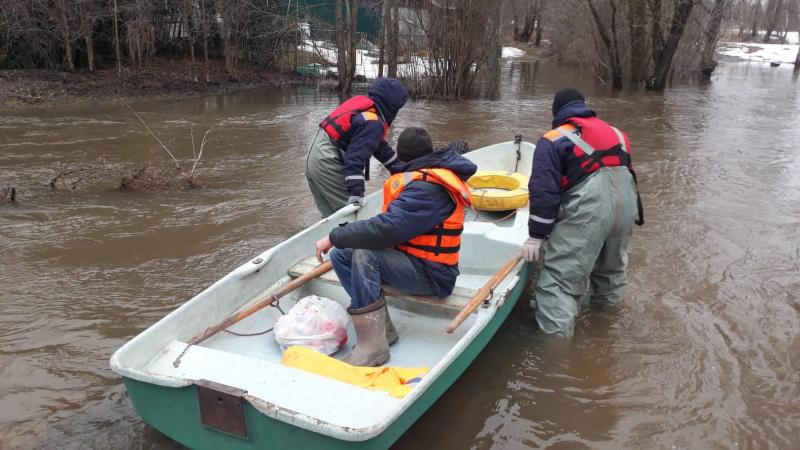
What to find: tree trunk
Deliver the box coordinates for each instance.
[737,0,745,41]
[533,0,544,47]
[378,0,390,78]
[112,0,123,75]
[189,38,197,82]
[700,0,728,79]
[335,0,359,93]
[795,39,800,73]
[387,3,399,78]
[200,0,210,83]
[646,0,696,90]
[778,7,789,44]
[513,0,537,42]
[586,0,623,89]
[763,0,785,42]
[185,1,197,83]
[486,1,503,98]
[348,0,358,86]
[627,0,646,86]
[795,2,800,73]
[751,0,761,38]
[78,0,95,72]
[57,0,74,71]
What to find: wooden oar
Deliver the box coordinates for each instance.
[173,260,333,367]
[446,254,523,334]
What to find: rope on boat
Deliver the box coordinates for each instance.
[223,300,286,337]
[472,208,518,224]
[224,327,274,336]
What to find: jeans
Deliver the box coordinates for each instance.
[330,248,438,309]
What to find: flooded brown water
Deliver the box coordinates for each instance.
[1,61,799,449]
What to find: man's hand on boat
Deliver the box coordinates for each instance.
[522,237,543,263]
[315,236,333,263]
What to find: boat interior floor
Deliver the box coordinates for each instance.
[142,256,496,376]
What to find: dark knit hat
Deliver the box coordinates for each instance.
[552,88,586,116]
[397,127,434,162]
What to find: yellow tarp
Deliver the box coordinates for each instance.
[281,346,429,398]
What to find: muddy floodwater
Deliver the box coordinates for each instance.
[1,62,799,449]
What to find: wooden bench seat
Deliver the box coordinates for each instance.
[287,257,488,318]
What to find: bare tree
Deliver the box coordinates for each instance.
[198,0,212,83]
[646,0,696,90]
[77,0,96,72]
[334,0,359,93]
[179,0,199,82]
[751,0,762,38]
[486,0,504,98]
[377,0,390,77]
[586,0,624,89]
[795,2,800,73]
[763,0,785,41]
[387,1,399,78]
[126,1,157,69]
[627,0,647,86]
[513,0,543,43]
[55,0,75,71]
[534,0,545,46]
[403,0,500,98]
[700,0,729,79]
[112,0,123,75]
[795,41,800,73]
[217,0,245,77]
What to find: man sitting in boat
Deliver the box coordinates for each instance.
[522,88,643,338]
[314,127,477,366]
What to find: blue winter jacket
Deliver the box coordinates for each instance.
[337,78,408,197]
[528,100,598,238]
[329,147,478,298]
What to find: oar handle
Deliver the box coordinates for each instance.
[446,254,523,334]
[173,260,333,367]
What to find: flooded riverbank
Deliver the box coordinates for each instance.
[1,61,799,449]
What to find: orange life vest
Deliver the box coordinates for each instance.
[382,168,472,265]
[320,96,389,147]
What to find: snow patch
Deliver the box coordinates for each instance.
[718,41,799,65]
[298,39,433,80]
[502,47,526,58]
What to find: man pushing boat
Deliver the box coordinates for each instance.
[314,127,477,366]
[305,77,408,217]
[522,88,643,338]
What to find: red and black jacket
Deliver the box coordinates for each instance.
[528,101,643,238]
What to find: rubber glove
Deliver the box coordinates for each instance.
[347,196,366,207]
[522,237,543,263]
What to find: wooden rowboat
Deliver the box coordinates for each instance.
[110,138,535,449]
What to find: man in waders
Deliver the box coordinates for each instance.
[523,88,643,338]
[314,128,477,366]
[305,77,408,217]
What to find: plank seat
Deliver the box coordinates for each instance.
[287,257,489,317]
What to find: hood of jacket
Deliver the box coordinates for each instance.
[393,148,478,181]
[368,78,408,125]
[552,100,597,129]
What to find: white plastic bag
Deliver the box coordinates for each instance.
[274,295,349,355]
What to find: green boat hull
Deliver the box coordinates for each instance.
[123,265,528,449]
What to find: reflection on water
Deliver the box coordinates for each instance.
[1,61,799,449]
